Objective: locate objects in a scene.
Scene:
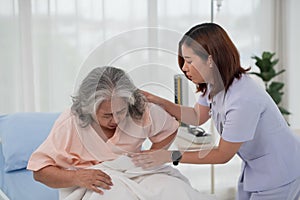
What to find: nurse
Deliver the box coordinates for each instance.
[132,23,300,199]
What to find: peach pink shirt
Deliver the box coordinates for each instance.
[27,103,179,171]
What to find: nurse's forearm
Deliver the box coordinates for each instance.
[180,139,243,164]
[180,149,231,164]
[157,98,201,126]
[150,132,177,150]
[156,98,181,120]
[181,106,203,125]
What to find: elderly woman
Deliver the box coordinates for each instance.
[27,66,214,200]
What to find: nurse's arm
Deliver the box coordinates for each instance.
[150,131,177,150]
[147,92,210,126]
[181,138,242,164]
[180,103,210,125]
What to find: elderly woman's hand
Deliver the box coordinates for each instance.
[74,168,113,194]
[131,149,172,169]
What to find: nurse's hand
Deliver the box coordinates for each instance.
[131,149,172,169]
[140,90,163,105]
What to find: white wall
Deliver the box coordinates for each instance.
[284,0,300,129]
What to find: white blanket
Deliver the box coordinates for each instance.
[60,156,215,200]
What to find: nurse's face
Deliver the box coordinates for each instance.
[181,44,211,84]
[96,97,128,130]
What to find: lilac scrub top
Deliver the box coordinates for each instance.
[198,74,300,192]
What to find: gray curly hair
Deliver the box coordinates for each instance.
[71,66,146,127]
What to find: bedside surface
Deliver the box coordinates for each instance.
[173,126,216,151]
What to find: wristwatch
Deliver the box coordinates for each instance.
[171,150,182,166]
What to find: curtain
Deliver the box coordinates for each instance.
[0,0,278,113]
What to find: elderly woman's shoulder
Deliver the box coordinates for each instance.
[52,108,78,129]
[147,102,172,118]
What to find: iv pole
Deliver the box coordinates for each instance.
[210,0,215,194]
[210,0,223,194]
[211,0,214,23]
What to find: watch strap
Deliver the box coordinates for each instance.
[171,150,182,166]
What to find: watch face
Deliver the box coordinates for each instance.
[172,151,182,161]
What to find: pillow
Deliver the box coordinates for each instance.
[0,112,60,172]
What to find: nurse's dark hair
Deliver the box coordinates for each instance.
[71,66,146,127]
[178,23,250,96]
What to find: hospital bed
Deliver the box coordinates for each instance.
[0,112,219,200]
[0,113,60,200]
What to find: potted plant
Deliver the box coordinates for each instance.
[250,51,290,116]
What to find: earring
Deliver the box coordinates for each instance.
[208,55,213,68]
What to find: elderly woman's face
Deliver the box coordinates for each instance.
[96,97,128,129]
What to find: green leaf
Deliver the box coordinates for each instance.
[271,59,279,67]
[251,51,290,118]
[252,52,279,75]
[268,82,284,91]
[262,51,275,60]
[279,106,291,115]
[260,59,272,72]
[273,69,285,78]
[251,55,261,61]
[248,72,263,79]
[267,90,282,104]
[261,70,276,82]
